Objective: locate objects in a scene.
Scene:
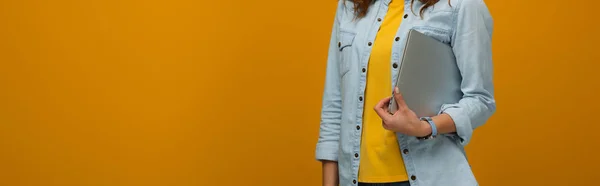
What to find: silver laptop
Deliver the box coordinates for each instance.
[388,29,462,117]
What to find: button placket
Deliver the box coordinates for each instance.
[353,5,390,185]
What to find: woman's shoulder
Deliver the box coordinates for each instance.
[333,0,357,21]
[451,0,490,13]
[335,0,353,12]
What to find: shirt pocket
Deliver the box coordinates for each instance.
[338,29,356,77]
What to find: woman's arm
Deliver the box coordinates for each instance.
[316,2,344,184]
[316,0,343,162]
[436,0,496,145]
[415,0,496,142]
[322,161,339,186]
[427,113,457,134]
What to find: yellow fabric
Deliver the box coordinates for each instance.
[357,1,408,183]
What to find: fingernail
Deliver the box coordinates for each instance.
[394,87,399,93]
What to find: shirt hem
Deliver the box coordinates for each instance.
[357,175,409,183]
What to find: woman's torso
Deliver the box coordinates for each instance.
[332,0,492,186]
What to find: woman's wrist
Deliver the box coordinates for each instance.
[417,120,433,137]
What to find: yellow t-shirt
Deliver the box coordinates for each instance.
[357,1,408,183]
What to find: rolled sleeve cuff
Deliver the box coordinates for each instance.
[315,142,339,161]
[440,105,473,146]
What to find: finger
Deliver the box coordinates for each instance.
[375,96,391,110]
[382,103,390,113]
[393,87,409,110]
[379,96,392,113]
[374,97,393,122]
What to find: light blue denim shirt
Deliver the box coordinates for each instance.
[315,0,496,186]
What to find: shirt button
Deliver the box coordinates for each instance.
[404,14,408,19]
[356,125,361,130]
[362,68,366,73]
[353,180,357,184]
[338,42,341,48]
[393,63,398,68]
[368,42,372,46]
[354,153,359,158]
[411,175,417,180]
[395,37,400,41]
[359,96,363,101]
[377,18,382,22]
[403,149,409,154]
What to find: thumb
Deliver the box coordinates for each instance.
[393,87,408,110]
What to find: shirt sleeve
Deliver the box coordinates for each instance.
[440,0,496,146]
[315,0,344,161]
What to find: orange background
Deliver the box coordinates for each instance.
[0,0,599,185]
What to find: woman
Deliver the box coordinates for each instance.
[315,0,495,186]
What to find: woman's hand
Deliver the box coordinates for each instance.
[374,87,432,137]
